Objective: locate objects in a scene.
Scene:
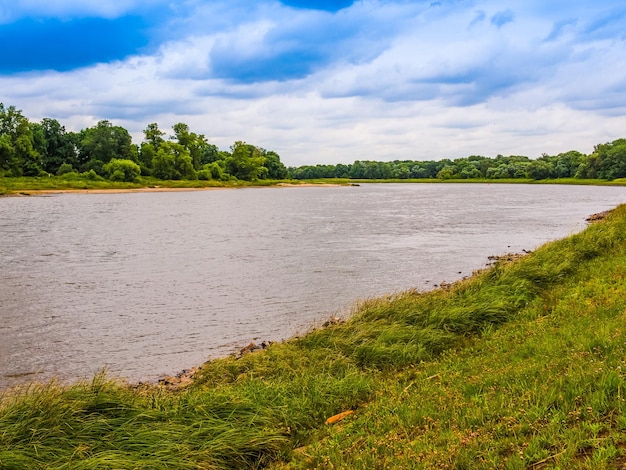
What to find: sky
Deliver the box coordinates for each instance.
[1,0,625,166]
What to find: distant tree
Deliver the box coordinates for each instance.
[138,123,166,173]
[583,139,626,180]
[226,141,267,180]
[410,165,430,178]
[436,166,455,180]
[0,103,40,176]
[391,163,411,179]
[31,118,78,174]
[349,161,365,178]
[76,120,134,173]
[527,159,554,180]
[152,141,196,180]
[139,143,156,174]
[335,163,351,178]
[171,122,220,170]
[199,143,221,166]
[458,165,482,179]
[553,151,583,178]
[144,122,165,148]
[262,150,287,179]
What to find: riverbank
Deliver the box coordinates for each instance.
[1,175,625,197]
[2,205,626,468]
[0,176,349,196]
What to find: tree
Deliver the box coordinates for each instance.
[143,122,165,148]
[30,118,78,174]
[0,103,40,176]
[138,123,166,173]
[226,141,267,180]
[152,141,196,180]
[527,160,554,180]
[437,166,455,180]
[261,150,287,179]
[76,120,134,172]
[171,122,219,170]
[587,139,626,180]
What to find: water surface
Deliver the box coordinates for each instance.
[1,184,624,389]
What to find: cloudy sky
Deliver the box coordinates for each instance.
[1,0,625,166]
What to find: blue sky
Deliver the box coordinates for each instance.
[1,0,625,165]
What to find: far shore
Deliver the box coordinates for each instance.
[4,182,347,196]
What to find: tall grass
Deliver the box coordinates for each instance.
[2,206,626,468]
[0,176,308,194]
[2,176,625,195]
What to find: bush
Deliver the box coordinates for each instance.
[103,158,141,182]
[198,162,227,181]
[82,169,104,181]
[197,169,212,180]
[56,163,75,176]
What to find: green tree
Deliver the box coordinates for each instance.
[391,163,411,179]
[262,150,287,179]
[152,141,196,180]
[0,103,40,176]
[335,163,351,178]
[139,143,156,173]
[553,151,583,178]
[31,118,78,174]
[138,122,166,174]
[226,141,267,180]
[171,123,220,170]
[144,122,165,148]
[76,120,134,173]
[585,139,626,180]
[436,166,455,180]
[527,159,554,180]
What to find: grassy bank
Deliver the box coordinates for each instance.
[2,175,626,195]
[2,207,626,468]
[304,177,626,186]
[0,176,296,194]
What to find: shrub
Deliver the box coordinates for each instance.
[103,158,141,182]
[56,163,75,176]
[82,169,104,181]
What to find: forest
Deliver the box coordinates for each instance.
[0,103,287,183]
[2,102,626,182]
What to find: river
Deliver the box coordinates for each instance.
[1,183,625,390]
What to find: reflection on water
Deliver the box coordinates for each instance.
[1,184,625,389]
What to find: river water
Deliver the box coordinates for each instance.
[1,183,625,390]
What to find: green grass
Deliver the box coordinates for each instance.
[0,176,310,194]
[307,177,626,186]
[2,176,625,195]
[3,206,626,468]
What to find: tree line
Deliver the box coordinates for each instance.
[2,102,626,182]
[288,140,626,181]
[0,103,287,182]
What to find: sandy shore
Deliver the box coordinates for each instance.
[7,182,346,196]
